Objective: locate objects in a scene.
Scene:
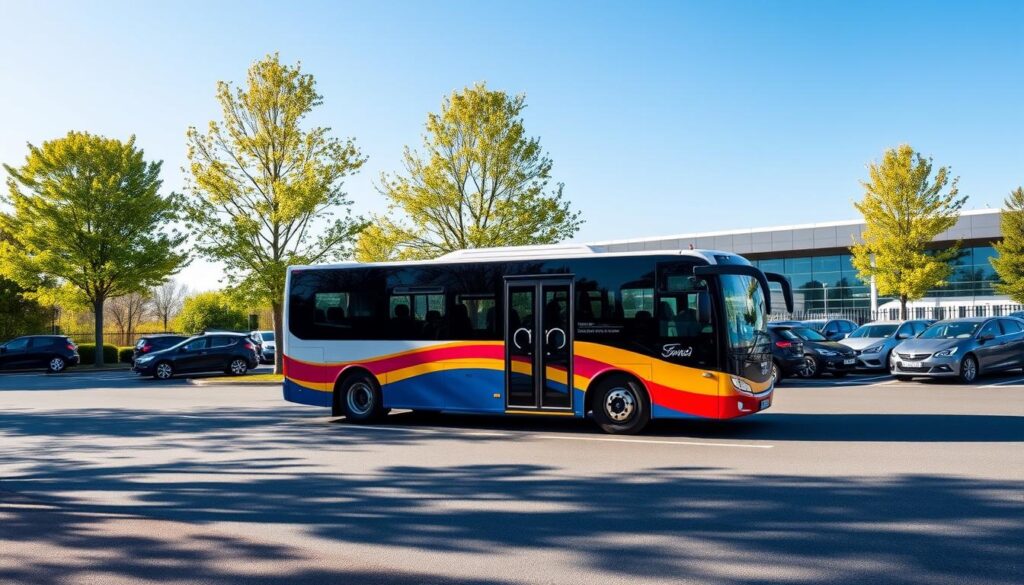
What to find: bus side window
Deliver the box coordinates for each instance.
[455,295,497,339]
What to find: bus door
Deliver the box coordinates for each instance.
[504,278,574,411]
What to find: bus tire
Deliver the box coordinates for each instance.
[591,375,650,435]
[339,372,386,423]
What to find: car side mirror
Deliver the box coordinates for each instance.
[979,333,995,342]
[896,333,909,340]
[179,347,189,353]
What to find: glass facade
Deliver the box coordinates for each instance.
[751,246,1000,312]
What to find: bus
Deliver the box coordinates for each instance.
[282,244,793,434]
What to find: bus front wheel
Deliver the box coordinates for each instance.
[591,375,650,435]
[339,372,387,423]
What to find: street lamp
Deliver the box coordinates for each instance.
[823,283,828,315]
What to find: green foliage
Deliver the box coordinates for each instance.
[119,347,135,363]
[0,276,51,340]
[176,291,247,333]
[356,82,583,262]
[77,343,119,365]
[991,187,1024,302]
[0,131,188,364]
[184,54,365,304]
[851,145,967,318]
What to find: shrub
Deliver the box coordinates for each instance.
[77,343,119,365]
[119,347,135,363]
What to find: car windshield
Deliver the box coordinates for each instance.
[919,321,980,339]
[801,320,826,331]
[773,328,801,342]
[261,332,275,341]
[789,327,827,342]
[849,324,899,338]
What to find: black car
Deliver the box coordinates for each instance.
[132,333,259,380]
[767,325,806,384]
[774,324,857,377]
[800,318,859,341]
[132,334,190,363]
[0,335,80,373]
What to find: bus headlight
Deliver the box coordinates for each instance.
[731,376,753,395]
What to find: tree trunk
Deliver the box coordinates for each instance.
[899,296,908,321]
[93,298,105,367]
[163,315,169,332]
[272,299,284,375]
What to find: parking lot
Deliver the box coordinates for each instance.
[0,369,1022,585]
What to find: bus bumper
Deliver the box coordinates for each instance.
[721,390,773,418]
[283,378,332,407]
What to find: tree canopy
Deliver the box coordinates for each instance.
[0,131,187,364]
[850,145,967,318]
[185,53,365,372]
[991,187,1024,302]
[355,82,582,262]
[176,291,247,333]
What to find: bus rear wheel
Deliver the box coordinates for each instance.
[339,372,387,423]
[591,375,650,435]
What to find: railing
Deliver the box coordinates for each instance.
[770,304,1024,325]
[48,331,185,347]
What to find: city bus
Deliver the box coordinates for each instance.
[282,244,793,434]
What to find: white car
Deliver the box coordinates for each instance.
[251,330,276,364]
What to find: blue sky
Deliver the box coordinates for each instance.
[1,0,1021,291]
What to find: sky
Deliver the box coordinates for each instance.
[1,0,1021,292]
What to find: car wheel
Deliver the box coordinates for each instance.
[885,351,894,374]
[340,372,386,423]
[591,375,650,435]
[228,358,248,376]
[958,355,979,384]
[47,356,66,373]
[154,362,173,380]
[799,356,821,378]
[770,360,782,386]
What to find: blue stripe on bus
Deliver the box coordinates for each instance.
[283,378,332,407]
[651,403,701,419]
[383,368,507,413]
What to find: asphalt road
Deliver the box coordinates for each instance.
[0,369,1021,585]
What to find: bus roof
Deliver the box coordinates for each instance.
[288,244,747,272]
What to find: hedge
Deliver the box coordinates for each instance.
[77,343,120,364]
[119,347,135,363]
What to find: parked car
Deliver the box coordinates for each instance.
[839,320,933,371]
[773,324,857,377]
[132,333,259,380]
[891,317,1024,383]
[251,330,276,364]
[0,335,80,373]
[800,318,859,341]
[767,325,806,385]
[132,334,189,364]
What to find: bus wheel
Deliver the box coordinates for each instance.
[341,372,386,423]
[592,376,650,435]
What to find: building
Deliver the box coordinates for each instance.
[590,208,1016,320]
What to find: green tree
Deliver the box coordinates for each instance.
[991,187,1024,302]
[0,132,187,365]
[851,145,967,319]
[356,82,582,262]
[0,277,51,340]
[176,291,247,333]
[185,54,366,373]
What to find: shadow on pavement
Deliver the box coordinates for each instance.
[0,405,1022,584]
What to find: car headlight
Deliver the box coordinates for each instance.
[933,347,958,357]
[862,345,882,354]
[730,376,753,395]
[817,349,839,357]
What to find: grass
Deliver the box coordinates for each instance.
[202,373,284,383]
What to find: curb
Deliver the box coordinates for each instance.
[188,378,283,387]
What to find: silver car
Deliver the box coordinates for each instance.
[840,320,932,371]
[890,317,1024,383]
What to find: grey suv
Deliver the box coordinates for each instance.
[840,320,932,371]
[891,317,1024,383]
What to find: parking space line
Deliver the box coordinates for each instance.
[980,377,1024,388]
[533,435,773,448]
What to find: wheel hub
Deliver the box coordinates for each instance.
[605,388,635,422]
[348,383,373,415]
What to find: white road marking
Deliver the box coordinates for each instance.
[533,435,773,449]
[980,377,1024,388]
[870,380,903,386]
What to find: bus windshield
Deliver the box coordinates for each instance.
[721,275,770,378]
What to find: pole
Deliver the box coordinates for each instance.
[823,283,828,314]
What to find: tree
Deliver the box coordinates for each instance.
[152,279,189,331]
[0,132,187,365]
[106,292,152,343]
[851,145,967,319]
[356,82,582,262]
[0,277,51,340]
[185,54,366,373]
[991,187,1024,302]
[176,291,247,333]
